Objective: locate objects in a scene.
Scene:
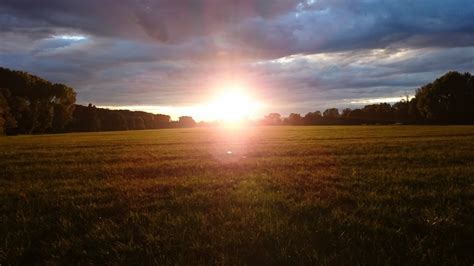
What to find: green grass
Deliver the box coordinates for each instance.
[1,126,473,265]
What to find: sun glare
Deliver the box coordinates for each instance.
[98,83,264,123]
[203,86,263,124]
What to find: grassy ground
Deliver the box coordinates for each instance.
[1,126,473,265]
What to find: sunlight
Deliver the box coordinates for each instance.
[98,83,265,123]
[201,85,263,124]
[52,34,87,41]
[350,95,415,104]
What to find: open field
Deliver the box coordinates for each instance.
[1,126,474,265]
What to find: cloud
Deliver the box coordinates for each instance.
[1,0,474,117]
[249,46,474,113]
[223,0,474,58]
[0,0,300,42]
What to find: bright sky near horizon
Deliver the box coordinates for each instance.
[1,1,474,120]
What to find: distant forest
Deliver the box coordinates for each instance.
[267,71,474,126]
[1,66,473,135]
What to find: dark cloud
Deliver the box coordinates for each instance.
[0,0,300,42]
[224,0,474,58]
[1,0,474,117]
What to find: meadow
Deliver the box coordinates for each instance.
[1,126,473,265]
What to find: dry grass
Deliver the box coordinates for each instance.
[1,126,473,265]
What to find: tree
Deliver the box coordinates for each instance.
[415,71,474,123]
[362,103,393,121]
[71,104,101,132]
[262,113,282,125]
[134,117,145,130]
[0,89,17,134]
[285,113,303,125]
[6,96,29,134]
[0,94,6,134]
[303,111,322,124]
[0,88,17,134]
[393,100,409,121]
[341,108,352,117]
[51,84,76,132]
[408,98,422,122]
[347,108,364,119]
[323,108,340,118]
[0,67,76,134]
[102,112,127,131]
[154,114,171,128]
[178,116,196,128]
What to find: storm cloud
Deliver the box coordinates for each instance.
[1,0,474,118]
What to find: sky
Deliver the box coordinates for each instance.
[1,0,474,120]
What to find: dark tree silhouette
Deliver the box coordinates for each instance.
[341,108,352,117]
[285,113,303,125]
[51,84,77,132]
[102,112,128,131]
[0,88,17,134]
[2,67,474,134]
[0,67,76,134]
[416,71,474,123]
[68,105,175,132]
[361,103,393,121]
[323,108,340,118]
[0,67,194,134]
[70,104,101,132]
[178,116,196,128]
[303,111,322,124]
[262,113,282,125]
[269,71,474,126]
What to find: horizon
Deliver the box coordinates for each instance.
[1,1,474,121]
[2,2,474,264]
[96,94,417,121]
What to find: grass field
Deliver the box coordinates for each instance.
[1,126,473,265]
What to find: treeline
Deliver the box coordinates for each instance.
[69,104,196,132]
[0,67,195,135]
[1,67,474,135]
[260,71,474,126]
[0,67,76,135]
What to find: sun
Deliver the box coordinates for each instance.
[203,86,263,123]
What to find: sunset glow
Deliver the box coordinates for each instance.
[202,86,263,123]
[98,84,265,122]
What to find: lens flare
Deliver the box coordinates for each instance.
[201,85,263,124]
